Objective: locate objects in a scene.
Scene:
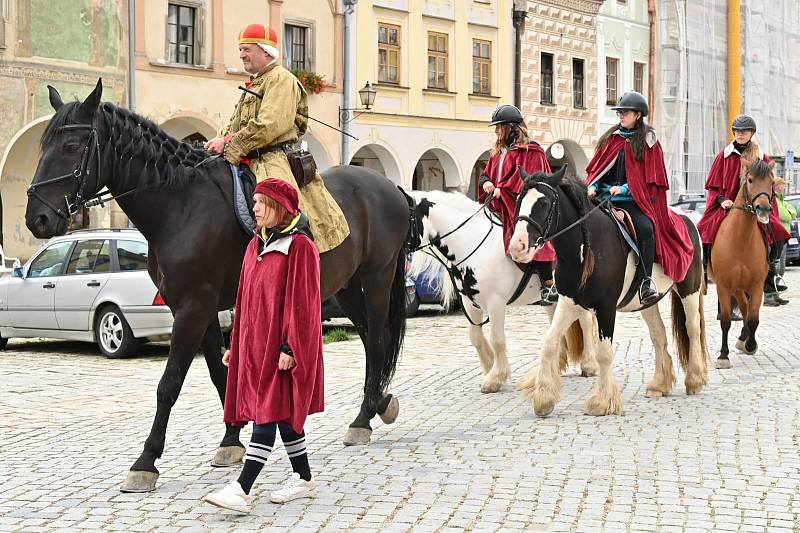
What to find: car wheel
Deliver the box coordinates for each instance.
[95,305,141,359]
[405,290,420,318]
[0,335,7,350]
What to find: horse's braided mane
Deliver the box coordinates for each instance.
[41,101,212,190]
[556,173,595,287]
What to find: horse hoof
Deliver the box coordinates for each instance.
[211,445,245,467]
[343,427,372,446]
[644,388,665,398]
[480,380,503,393]
[735,339,746,352]
[532,397,556,418]
[743,343,758,356]
[378,396,400,424]
[715,358,732,370]
[120,470,158,493]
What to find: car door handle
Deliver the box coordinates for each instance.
[42,282,55,289]
[87,281,101,287]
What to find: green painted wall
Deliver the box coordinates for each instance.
[30,0,122,66]
[34,81,121,118]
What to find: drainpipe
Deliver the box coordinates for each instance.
[512,1,527,108]
[727,0,742,139]
[647,0,656,124]
[341,0,357,165]
[128,0,136,111]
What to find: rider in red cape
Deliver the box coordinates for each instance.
[478,104,558,304]
[697,114,790,294]
[586,91,694,305]
[205,177,323,514]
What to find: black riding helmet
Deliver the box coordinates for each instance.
[489,104,524,126]
[732,114,757,133]
[611,90,649,117]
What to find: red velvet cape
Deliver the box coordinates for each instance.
[585,133,694,282]
[697,148,790,244]
[224,233,324,433]
[478,143,556,261]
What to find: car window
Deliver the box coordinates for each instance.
[116,240,148,271]
[27,241,73,278]
[94,240,111,273]
[787,198,800,215]
[694,202,706,214]
[66,240,107,275]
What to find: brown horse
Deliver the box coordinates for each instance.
[709,159,775,369]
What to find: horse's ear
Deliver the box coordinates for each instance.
[47,86,64,111]
[77,78,103,121]
[554,165,569,182]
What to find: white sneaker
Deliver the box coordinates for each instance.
[269,473,317,503]
[203,480,254,514]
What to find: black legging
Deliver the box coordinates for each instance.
[615,201,655,277]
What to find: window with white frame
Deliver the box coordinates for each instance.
[284,23,313,72]
[606,57,619,105]
[167,2,199,65]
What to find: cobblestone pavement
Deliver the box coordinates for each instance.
[1,268,800,533]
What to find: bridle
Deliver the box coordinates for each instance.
[731,172,774,214]
[514,181,609,248]
[26,122,101,221]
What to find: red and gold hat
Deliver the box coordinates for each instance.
[254,178,299,216]
[238,24,279,57]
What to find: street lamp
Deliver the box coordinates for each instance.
[339,81,377,126]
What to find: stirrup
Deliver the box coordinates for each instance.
[638,277,659,305]
[774,274,788,293]
[540,285,558,305]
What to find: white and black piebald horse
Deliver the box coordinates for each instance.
[509,167,708,417]
[409,190,593,393]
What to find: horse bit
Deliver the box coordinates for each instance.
[731,175,774,214]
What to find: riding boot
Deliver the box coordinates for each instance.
[702,243,712,288]
[763,292,781,307]
[638,277,659,306]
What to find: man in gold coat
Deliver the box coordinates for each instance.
[205,24,349,253]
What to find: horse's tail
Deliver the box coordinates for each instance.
[409,250,457,310]
[379,249,408,393]
[670,289,708,371]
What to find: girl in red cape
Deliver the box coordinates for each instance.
[478,104,558,304]
[204,178,323,514]
[697,114,790,296]
[585,91,694,306]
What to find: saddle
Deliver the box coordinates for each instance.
[230,164,257,235]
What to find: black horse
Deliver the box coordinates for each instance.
[510,167,708,418]
[25,79,409,492]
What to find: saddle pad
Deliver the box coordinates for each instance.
[230,164,257,236]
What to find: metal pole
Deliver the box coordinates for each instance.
[342,1,357,165]
[128,0,136,111]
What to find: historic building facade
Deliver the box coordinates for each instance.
[347,0,516,197]
[517,0,604,178]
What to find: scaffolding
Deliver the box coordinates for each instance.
[655,0,728,199]
[655,0,800,197]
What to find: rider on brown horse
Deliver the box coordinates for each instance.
[697,114,790,296]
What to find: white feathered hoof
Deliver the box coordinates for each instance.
[735,339,746,352]
[342,427,372,446]
[715,358,732,370]
[120,470,159,493]
[211,446,245,467]
[378,396,400,424]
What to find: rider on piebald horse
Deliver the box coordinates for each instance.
[477,104,558,304]
[585,91,694,306]
[204,23,349,253]
[697,114,791,295]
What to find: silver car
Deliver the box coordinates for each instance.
[0,228,231,358]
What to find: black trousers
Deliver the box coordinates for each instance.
[614,201,655,277]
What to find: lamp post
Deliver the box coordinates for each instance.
[339,81,377,126]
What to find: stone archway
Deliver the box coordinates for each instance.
[160,115,217,145]
[300,132,332,171]
[468,150,491,200]
[411,148,461,192]
[0,118,52,259]
[349,143,402,185]
[546,139,589,178]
